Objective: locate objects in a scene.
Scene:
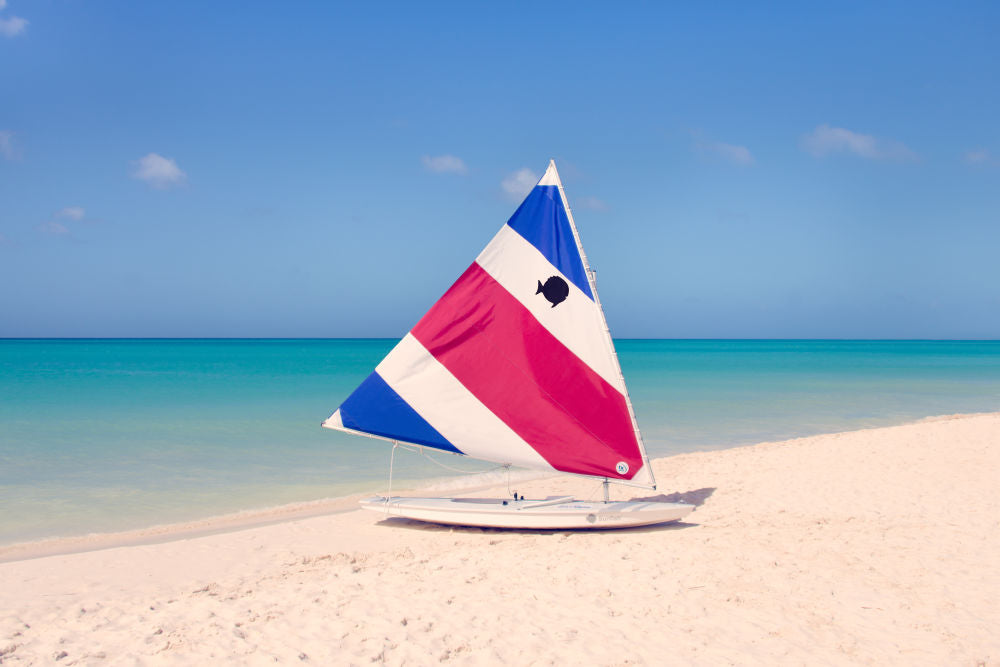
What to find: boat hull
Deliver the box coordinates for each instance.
[359,496,694,530]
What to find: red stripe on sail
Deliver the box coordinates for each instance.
[410,262,641,480]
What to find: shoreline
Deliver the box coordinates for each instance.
[0,468,553,564]
[2,411,998,663]
[7,338,1000,557]
[1,410,992,564]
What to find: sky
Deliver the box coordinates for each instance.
[1,1,998,338]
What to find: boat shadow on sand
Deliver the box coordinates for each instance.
[631,487,716,507]
[373,487,716,535]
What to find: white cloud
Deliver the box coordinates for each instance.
[132,153,187,189]
[0,15,27,38]
[501,168,538,200]
[38,207,87,237]
[715,142,754,165]
[689,131,754,166]
[421,154,467,174]
[963,148,994,165]
[39,221,70,236]
[0,1,7,9]
[698,140,755,165]
[579,196,609,211]
[800,124,918,162]
[36,207,90,238]
[0,130,17,160]
[56,206,85,220]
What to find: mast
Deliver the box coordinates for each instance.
[546,160,657,490]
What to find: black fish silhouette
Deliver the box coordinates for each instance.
[536,276,569,308]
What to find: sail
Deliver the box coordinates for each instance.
[324,161,654,487]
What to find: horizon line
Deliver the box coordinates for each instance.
[2,337,999,343]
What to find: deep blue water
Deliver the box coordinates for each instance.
[2,339,999,544]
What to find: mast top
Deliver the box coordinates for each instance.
[538,160,561,186]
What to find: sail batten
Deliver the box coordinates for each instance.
[326,160,654,487]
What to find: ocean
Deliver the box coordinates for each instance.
[2,339,999,545]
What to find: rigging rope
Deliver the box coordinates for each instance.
[382,444,512,512]
[384,442,400,514]
[419,448,509,475]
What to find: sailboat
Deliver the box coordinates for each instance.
[323,160,694,529]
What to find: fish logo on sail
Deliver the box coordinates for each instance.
[536,276,569,308]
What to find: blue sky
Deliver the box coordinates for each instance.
[1,1,997,338]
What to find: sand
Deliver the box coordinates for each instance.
[1,413,998,665]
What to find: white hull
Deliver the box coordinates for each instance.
[359,495,694,530]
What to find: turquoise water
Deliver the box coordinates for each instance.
[2,339,1000,545]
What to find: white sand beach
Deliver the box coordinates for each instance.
[1,413,998,665]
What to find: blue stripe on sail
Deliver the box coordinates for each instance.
[505,185,593,300]
[338,372,461,454]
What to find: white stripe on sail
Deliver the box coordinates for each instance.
[631,461,653,487]
[376,333,556,472]
[322,410,344,429]
[537,162,560,186]
[475,224,627,395]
